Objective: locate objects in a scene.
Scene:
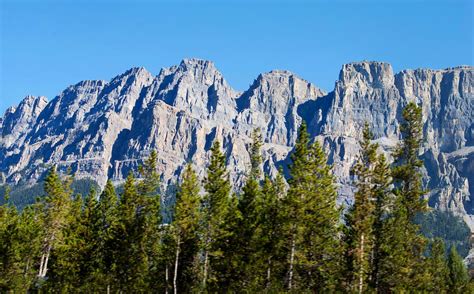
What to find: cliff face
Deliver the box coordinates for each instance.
[1,59,473,228]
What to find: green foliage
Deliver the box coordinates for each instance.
[448,246,471,293]
[344,123,389,293]
[426,238,449,292]
[201,140,235,291]
[171,164,201,293]
[0,177,99,209]
[415,210,471,257]
[0,104,471,292]
[284,122,343,291]
[377,102,431,292]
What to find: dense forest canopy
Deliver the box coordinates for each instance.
[1,103,472,292]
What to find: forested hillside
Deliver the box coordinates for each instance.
[1,103,472,292]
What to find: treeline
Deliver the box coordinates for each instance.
[0,102,472,293]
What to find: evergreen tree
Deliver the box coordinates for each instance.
[37,166,74,282]
[45,189,99,291]
[448,245,470,293]
[345,124,378,293]
[252,171,287,291]
[137,150,163,290]
[201,140,233,291]
[236,128,264,286]
[284,122,343,291]
[392,102,427,219]
[427,238,449,292]
[370,153,392,291]
[0,196,43,292]
[379,102,430,291]
[95,180,119,292]
[172,164,201,293]
[115,173,148,292]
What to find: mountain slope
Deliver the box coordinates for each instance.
[1,59,473,228]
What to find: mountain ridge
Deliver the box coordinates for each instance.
[1,59,473,229]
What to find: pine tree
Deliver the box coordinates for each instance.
[448,245,470,293]
[392,102,427,219]
[137,150,163,290]
[284,122,343,291]
[252,171,287,291]
[45,188,99,291]
[369,153,392,291]
[37,166,73,282]
[379,102,430,291]
[115,172,148,292]
[345,124,378,293]
[95,180,119,292]
[201,140,232,291]
[172,164,201,293]
[426,238,449,292]
[237,128,264,286]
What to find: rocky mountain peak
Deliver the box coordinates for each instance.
[1,59,473,233]
[1,95,48,150]
[339,61,395,88]
[3,95,48,126]
[173,58,227,87]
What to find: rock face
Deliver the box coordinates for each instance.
[1,59,473,228]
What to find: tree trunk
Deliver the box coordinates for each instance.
[288,233,296,290]
[203,249,209,289]
[24,257,30,277]
[358,233,365,294]
[202,229,211,289]
[38,253,45,277]
[174,235,181,294]
[38,244,52,278]
[266,257,272,289]
[42,246,51,277]
[165,264,169,294]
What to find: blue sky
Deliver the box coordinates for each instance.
[0,0,472,114]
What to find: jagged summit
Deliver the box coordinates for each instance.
[338,61,394,88]
[179,58,215,68]
[1,60,473,231]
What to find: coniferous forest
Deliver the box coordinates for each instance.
[1,103,473,293]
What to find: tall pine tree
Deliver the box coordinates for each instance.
[201,140,233,291]
[345,124,378,293]
[37,166,74,281]
[237,128,264,286]
[284,122,343,291]
[172,164,201,294]
[379,102,429,291]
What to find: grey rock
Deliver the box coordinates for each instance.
[0,59,473,232]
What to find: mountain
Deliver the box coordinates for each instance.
[1,58,473,228]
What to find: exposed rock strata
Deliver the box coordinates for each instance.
[1,59,472,229]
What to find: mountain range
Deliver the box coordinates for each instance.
[1,59,473,229]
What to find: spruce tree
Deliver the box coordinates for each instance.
[172,164,201,293]
[370,153,392,291]
[345,124,378,293]
[95,179,119,292]
[392,102,427,219]
[115,172,148,292]
[284,122,343,291]
[448,245,470,293]
[137,150,163,290]
[237,128,264,286]
[252,171,287,291]
[427,238,449,292]
[201,140,232,291]
[37,166,73,281]
[379,102,430,291]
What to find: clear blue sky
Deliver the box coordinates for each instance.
[1,0,472,114]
